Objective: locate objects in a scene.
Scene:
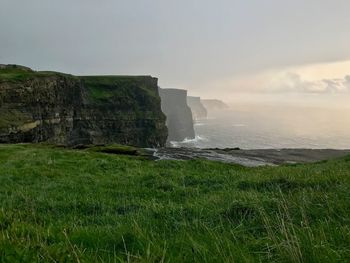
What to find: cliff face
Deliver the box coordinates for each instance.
[79,76,168,147]
[0,65,167,147]
[159,88,195,142]
[201,99,229,111]
[187,96,207,120]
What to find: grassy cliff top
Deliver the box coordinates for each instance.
[0,66,159,102]
[0,66,76,82]
[81,75,155,81]
[0,144,350,262]
[0,65,156,86]
[81,75,159,101]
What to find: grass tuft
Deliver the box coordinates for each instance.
[0,144,350,262]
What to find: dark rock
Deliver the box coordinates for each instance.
[153,148,350,167]
[0,65,168,147]
[159,88,195,142]
[207,147,241,151]
[187,96,207,120]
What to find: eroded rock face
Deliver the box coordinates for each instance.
[79,76,168,147]
[0,65,168,147]
[159,88,195,142]
[187,96,207,120]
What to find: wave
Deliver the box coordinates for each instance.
[170,135,207,147]
[194,122,206,126]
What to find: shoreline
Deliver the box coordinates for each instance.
[153,147,350,167]
[1,143,349,167]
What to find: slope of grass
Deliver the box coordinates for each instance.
[0,144,350,262]
[81,76,158,102]
[0,67,76,83]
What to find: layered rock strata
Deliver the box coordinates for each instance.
[0,65,168,147]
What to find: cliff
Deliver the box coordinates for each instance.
[0,65,168,147]
[187,96,207,120]
[202,99,229,110]
[158,88,195,142]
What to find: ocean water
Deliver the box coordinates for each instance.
[170,105,350,149]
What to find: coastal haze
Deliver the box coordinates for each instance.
[174,104,350,149]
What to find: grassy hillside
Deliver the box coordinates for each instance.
[0,66,76,83]
[0,144,349,262]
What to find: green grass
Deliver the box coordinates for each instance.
[0,67,158,107]
[0,144,350,262]
[0,67,76,83]
[82,76,158,102]
[73,144,150,157]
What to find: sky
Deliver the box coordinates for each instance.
[1,0,350,104]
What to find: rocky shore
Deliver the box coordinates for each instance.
[152,147,350,167]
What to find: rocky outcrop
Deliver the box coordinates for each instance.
[187,96,207,120]
[159,88,195,142]
[201,99,229,111]
[0,65,168,147]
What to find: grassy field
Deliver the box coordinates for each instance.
[0,144,350,262]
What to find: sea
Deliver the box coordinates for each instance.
[170,104,350,149]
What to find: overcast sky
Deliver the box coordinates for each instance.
[1,0,350,101]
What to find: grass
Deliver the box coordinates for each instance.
[73,144,150,157]
[0,66,77,83]
[81,76,159,102]
[0,144,349,262]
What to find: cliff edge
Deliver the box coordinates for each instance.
[187,96,207,120]
[201,99,229,111]
[159,88,195,142]
[0,65,168,147]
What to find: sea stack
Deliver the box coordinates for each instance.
[187,96,207,120]
[159,88,195,142]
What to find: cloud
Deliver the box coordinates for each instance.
[269,73,350,94]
